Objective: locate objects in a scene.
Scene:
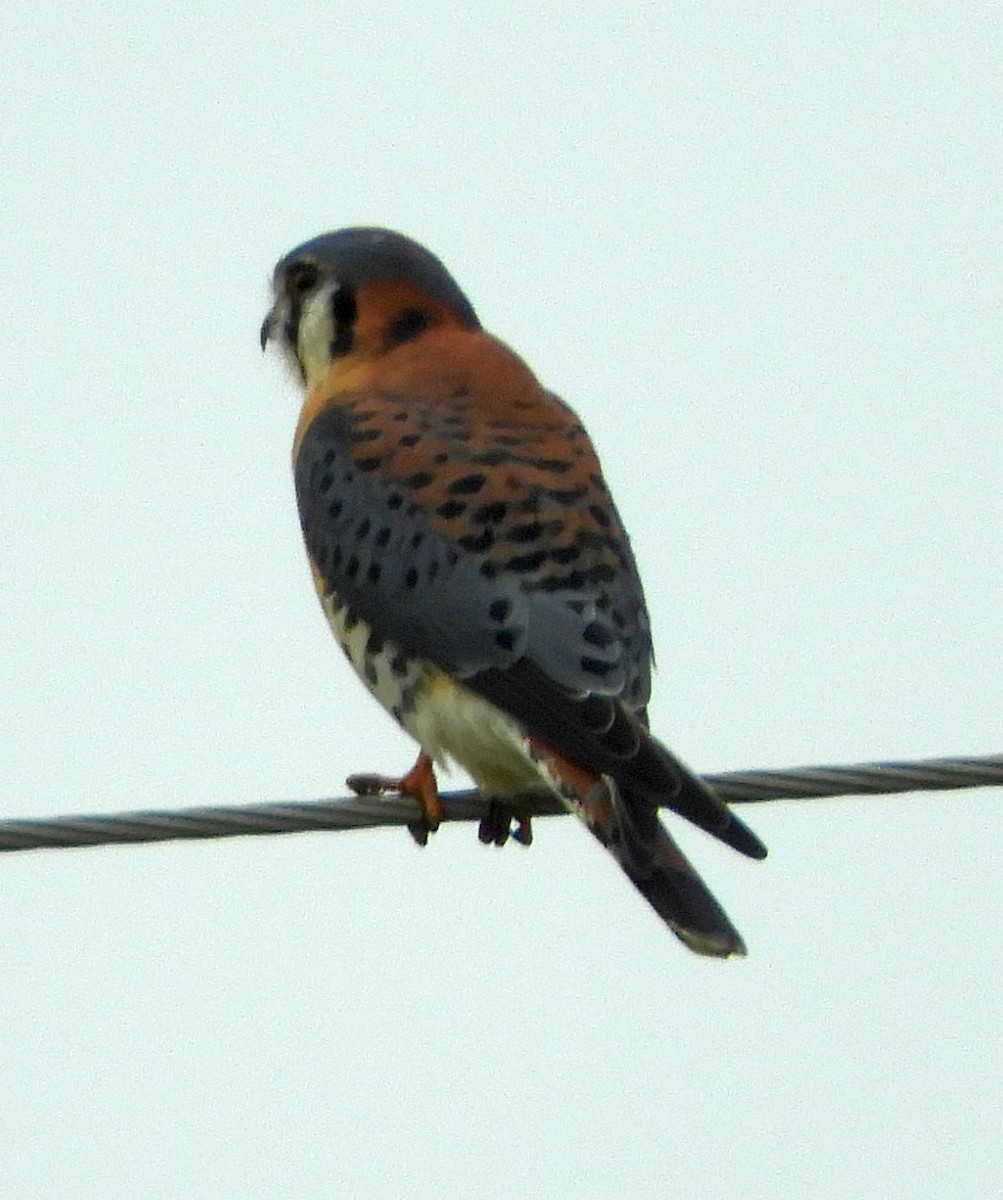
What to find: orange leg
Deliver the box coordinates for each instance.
[347,751,443,846]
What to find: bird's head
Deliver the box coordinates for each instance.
[261,227,481,390]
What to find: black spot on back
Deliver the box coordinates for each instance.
[507,549,548,573]
[470,449,508,467]
[531,569,587,592]
[473,501,507,524]
[448,474,487,495]
[508,521,546,544]
[544,485,588,505]
[525,456,572,473]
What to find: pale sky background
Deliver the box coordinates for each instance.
[2,4,1001,1198]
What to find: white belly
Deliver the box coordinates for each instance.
[320,590,557,798]
[403,673,558,798]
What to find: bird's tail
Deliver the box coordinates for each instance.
[572,775,748,957]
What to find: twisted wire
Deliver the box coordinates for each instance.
[2,753,1000,854]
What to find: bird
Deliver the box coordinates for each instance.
[261,227,766,957]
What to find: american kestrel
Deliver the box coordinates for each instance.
[261,227,766,956]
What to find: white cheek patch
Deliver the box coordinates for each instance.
[296,284,338,389]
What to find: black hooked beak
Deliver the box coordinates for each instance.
[259,310,275,351]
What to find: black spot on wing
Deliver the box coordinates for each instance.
[583,622,616,649]
[295,405,531,680]
[458,528,494,554]
[448,473,487,495]
[506,549,549,573]
[473,501,507,524]
[495,628,520,652]
[488,599,511,623]
[543,485,588,505]
[506,519,556,544]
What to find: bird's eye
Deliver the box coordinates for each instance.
[286,260,320,297]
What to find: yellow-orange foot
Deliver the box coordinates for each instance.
[346,751,443,846]
[477,801,533,848]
